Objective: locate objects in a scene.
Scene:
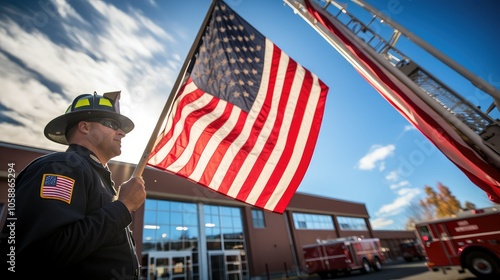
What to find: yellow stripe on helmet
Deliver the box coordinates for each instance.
[99,98,113,107]
[74,98,91,109]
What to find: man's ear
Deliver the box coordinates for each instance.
[66,121,86,141]
[78,121,91,134]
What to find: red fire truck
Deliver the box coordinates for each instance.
[302,236,385,279]
[399,240,426,262]
[414,206,500,278]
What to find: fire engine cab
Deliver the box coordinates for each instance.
[415,206,500,278]
[302,236,385,279]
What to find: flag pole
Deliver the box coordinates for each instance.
[132,0,218,178]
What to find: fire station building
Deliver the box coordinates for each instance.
[0,142,416,279]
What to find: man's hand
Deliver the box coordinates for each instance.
[117,176,146,213]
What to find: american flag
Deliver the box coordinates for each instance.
[148,0,328,213]
[41,174,75,204]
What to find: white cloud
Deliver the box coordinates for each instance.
[0,1,181,163]
[385,170,399,182]
[404,125,415,132]
[378,161,386,172]
[370,217,394,229]
[54,0,84,21]
[356,144,395,170]
[0,53,67,152]
[389,180,410,190]
[397,124,417,139]
[375,187,421,217]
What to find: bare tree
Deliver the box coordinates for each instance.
[404,196,434,230]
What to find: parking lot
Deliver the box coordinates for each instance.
[273,260,477,280]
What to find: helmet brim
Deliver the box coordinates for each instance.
[44,109,134,145]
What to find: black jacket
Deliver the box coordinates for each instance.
[1,144,139,279]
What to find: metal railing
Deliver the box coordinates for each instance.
[315,0,497,134]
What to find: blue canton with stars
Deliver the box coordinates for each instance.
[44,175,57,186]
[190,1,265,113]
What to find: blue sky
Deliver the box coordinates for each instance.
[1,0,499,230]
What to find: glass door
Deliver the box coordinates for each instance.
[208,250,242,280]
[144,251,192,280]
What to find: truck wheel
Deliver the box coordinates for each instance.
[317,271,335,279]
[361,259,371,274]
[465,251,500,278]
[373,257,382,271]
[317,272,327,279]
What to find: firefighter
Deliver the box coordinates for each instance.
[0,92,146,279]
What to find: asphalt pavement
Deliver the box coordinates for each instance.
[265,259,477,280]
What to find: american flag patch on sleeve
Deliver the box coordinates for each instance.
[40,174,75,204]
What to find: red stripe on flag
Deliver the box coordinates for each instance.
[253,67,312,208]
[177,100,232,177]
[218,45,283,195]
[166,95,220,168]
[197,108,248,187]
[236,46,297,202]
[274,77,329,213]
[150,85,206,166]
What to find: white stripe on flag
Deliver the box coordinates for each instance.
[168,95,226,173]
[227,40,284,198]
[265,73,324,210]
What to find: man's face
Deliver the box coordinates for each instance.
[86,118,125,160]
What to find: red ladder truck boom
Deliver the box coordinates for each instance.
[283,0,500,202]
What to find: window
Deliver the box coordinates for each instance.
[292,212,334,230]
[417,225,432,242]
[142,199,199,252]
[251,209,266,228]
[142,199,249,279]
[337,216,367,230]
[204,205,246,250]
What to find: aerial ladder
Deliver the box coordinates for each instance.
[283,0,500,202]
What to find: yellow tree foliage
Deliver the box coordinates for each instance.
[435,182,462,218]
[406,182,477,228]
[421,183,462,218]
